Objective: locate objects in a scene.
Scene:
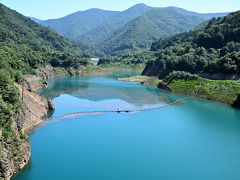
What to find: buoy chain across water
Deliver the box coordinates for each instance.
[44,97,190,121]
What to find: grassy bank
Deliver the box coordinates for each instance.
[120,75,240,105]
[169,78,240,105]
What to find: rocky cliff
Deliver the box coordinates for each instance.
[0,65,85,179]
[0,108,30,180]
[23,65,84,92]
[0,81,54,180]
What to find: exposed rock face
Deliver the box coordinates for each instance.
[0,109,30,180]
[0,65,77,179]
[23,65,84,92]
[0,82,53,180]
[15,84,50,133]
[157,82,172,92]
[37,65,71,79]
[232,94,240,108]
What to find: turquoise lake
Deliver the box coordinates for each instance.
[13,75,240,180]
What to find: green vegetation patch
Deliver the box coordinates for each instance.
[169,78,240,104]
[143,11,240,79]
[19,131,27,140]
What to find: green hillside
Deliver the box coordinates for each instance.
[38,4,227,48]
[36,4,228,56]
[0,3,100,71]
[0,2,95,141]
[98,50,155,68]
[97,9,205,55]
[142,11,240,78]
[40,9,119,40]
[78,3,152,44]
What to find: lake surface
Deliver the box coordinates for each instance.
[13,76,240,180]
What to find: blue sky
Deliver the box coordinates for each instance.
[1,0,240,20]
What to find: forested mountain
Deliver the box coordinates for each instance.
[0,2,99,148]
[98,50,155,66]
[142,11,240,78]
[97,9,205,55]
[0,3,99,72]
[78,3,152,44]
[36,3,228,56]
[38,4,228,49]
[40,9,119,40]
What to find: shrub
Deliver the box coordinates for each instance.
[20,131,27,139]
[163,71,199,83]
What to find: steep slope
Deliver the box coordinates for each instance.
[98,9,205,55]
[0,3,99,71]
[40,8,119,40]
[78,3,152,44]
[0,3,95,179]
[195,12,240,48]
[142,10,240,78]
[38,4,228,48]
[140,11,240,106]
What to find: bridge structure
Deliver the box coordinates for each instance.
[44,97,190,121]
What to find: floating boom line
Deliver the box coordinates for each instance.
[44,97,191,121]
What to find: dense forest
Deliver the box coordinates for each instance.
[77,4,152,44]
[41,9,119,41]
[38,3,227,55]
[98,50,155,67]
[0,3,98,141]
[98,10,240,82]
[97,9,204,55]
[142,11,240,78]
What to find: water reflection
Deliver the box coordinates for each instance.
[14,76,240,180]
[39,76,177,106]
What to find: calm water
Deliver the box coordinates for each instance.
[13,76,240,180]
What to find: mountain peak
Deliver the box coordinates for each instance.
[124,3,152,13]
[131,3,150,9]
[134,3,148,6]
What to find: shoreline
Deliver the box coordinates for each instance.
[24,66,143,133]
[119,75,240,108]
[7,72,240,179]
[7,66,143,180]
[1,66,70,180]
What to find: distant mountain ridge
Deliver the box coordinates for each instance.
[78,3,153,44]
[40,8,119,40]
[97,8,205,55]
[0,3,97,71]
[36,3,228,55]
